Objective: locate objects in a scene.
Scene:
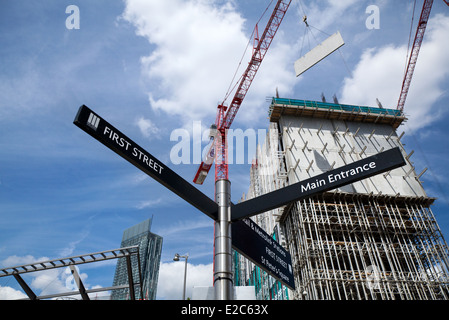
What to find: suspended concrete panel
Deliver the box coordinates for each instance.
[294,31,345,77]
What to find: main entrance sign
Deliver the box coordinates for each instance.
[74,105,218,220]
[231,147,406,221]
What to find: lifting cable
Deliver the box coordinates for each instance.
[404,0,418,78]
[401,1,447,207]
[222,0,275,105]
[297,0,352,77]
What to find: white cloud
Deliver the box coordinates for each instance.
[136,198,162,210]
[0,286,27,300]
[58,231,90,257]
[122,0,297,126]
[340,14,449,131]
[30,269,69,296]
[155,218,212,237]
[136,116,160,138]
[340,45,405,107]
[0,255,106,300]
[2,255,47,267]
[156,262,212,300]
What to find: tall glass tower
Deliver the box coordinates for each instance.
[111,217,163,300]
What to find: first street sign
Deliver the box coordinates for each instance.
[231,147,406,221]
[74,105,218,220]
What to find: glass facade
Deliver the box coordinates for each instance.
[234,250,290,300]
[233,224,290,301]
[111,218,163,300]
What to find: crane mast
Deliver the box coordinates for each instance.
[194,0,292,184]
[397,0,434,111]
[397,0,449,111]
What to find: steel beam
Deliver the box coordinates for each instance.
[69,265,90,300]
[126,254,136,300]
[13,274,37,300]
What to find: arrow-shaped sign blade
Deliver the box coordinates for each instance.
[231,147,406,221]
[74,105,218,220]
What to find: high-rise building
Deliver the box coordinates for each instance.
[236,97,449,300]
[111,217,163,300]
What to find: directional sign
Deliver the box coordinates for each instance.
[73,105,218,220]
[232,147,406,221]
[232,219,295,289]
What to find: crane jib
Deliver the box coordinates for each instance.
[193,0,292,184]
[222,0,292,130]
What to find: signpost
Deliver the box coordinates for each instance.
[74,105,406,299]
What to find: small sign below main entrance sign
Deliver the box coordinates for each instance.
[232,219,295,289]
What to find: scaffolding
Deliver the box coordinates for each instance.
[284,193,449,300]
[237,98,449,300]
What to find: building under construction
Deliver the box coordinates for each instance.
[235,97,449,300]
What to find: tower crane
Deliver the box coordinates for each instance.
[397,0,449,111]
[193,0,292,184]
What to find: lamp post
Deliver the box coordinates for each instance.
[173,253,189,300]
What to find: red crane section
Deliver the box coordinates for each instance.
[397,0,434,111]
[221,0,291,131]
[194,0,292,184]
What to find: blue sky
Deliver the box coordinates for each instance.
[1,0,449,300]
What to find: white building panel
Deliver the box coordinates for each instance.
[278,115,427,198]
[294,31,345,77]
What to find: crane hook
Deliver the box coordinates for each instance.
[303,15,309,27]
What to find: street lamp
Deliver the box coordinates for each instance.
[173,253,189,300]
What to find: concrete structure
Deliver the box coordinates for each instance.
[236,97,449,300]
